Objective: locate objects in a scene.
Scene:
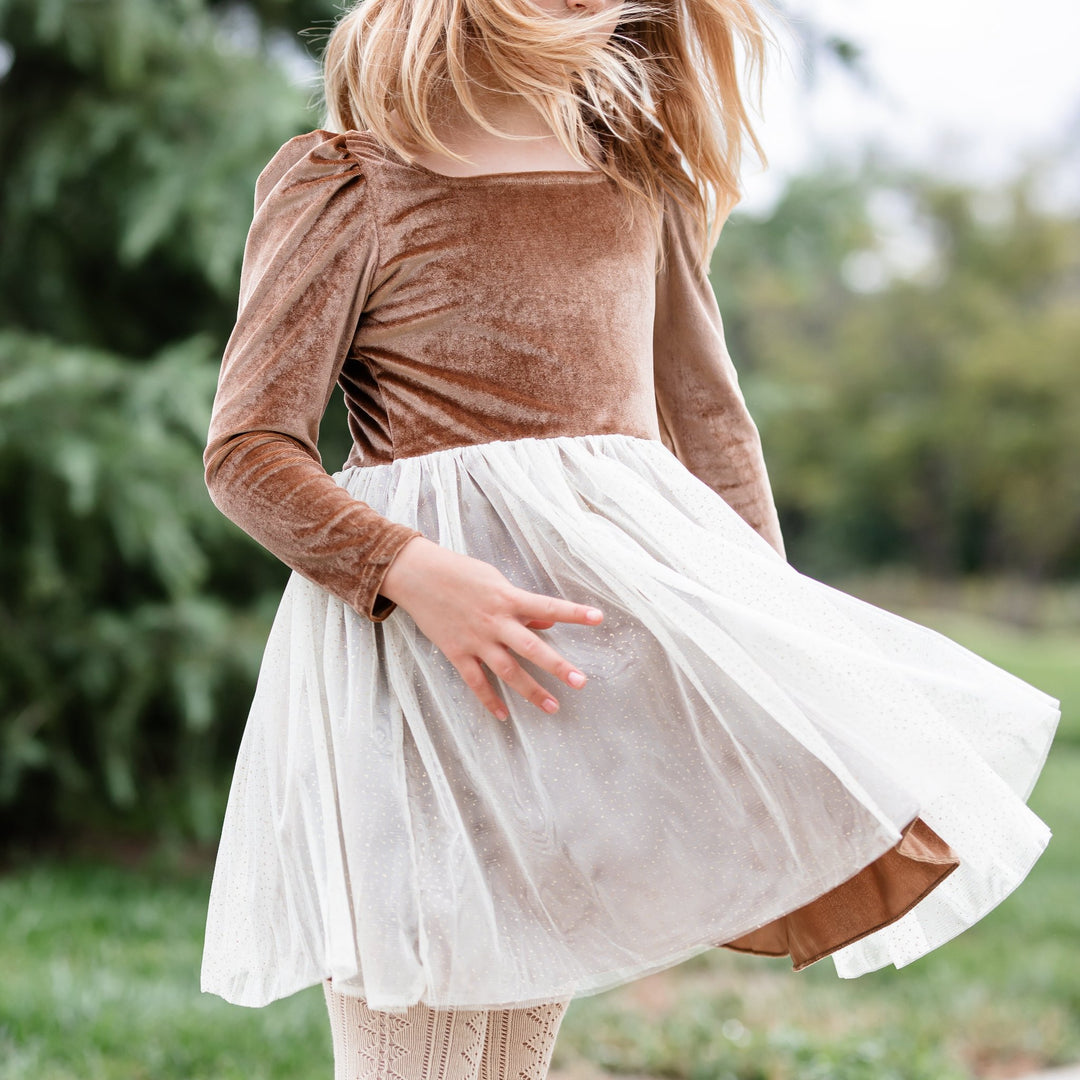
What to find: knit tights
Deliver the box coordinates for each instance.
[322,980,571,1080]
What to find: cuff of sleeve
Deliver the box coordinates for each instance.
[727,495,786,562]
[762,520,787,562]
[352,524,427,623]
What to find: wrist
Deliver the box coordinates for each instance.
[379,534,440,606]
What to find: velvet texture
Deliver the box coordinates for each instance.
[203,129,785,622]
[721,816,959,969]
[203,129,956,974]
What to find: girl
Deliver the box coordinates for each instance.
[200,0,1061,1075]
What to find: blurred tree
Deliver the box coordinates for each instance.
[717,149,1080,581]
[0,0,326,348]
[0,0,334,841]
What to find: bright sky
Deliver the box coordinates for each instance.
[739,0,1080,215]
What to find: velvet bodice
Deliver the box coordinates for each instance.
[204,129,785,621]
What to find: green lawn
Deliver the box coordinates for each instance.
[1,608,1075,1080]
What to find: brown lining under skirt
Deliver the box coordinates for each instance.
[717,816,960,971]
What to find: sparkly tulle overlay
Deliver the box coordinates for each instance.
[200,432,1060,1012]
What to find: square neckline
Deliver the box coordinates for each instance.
[359,129,610,185]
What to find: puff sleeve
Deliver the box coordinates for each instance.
[653,193,786,560]
[203,130,425,621]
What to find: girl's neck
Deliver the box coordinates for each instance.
[388,58,600,176]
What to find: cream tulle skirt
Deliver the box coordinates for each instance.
[200,433,1059,1013]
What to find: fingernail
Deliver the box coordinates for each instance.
[568,670,586,688]
[585,608,603,622]
[495,707,509,722]
[541,697,559,713]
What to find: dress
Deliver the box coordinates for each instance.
[199,128,1061,1014]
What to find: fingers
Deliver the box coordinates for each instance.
[477,615,592,716]
[452,616,592,719]
[517,593,604,629]
[501,622,586,693]
[481,644,562,715]
[436,576,605,721]
[455,657,510,722]
[486,591,600,714]
[453,644,562,722]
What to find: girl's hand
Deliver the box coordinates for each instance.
[378,536,604,722]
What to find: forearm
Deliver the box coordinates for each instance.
[657,392,785,559]
[205,431,424,620]
[694,426,786,559]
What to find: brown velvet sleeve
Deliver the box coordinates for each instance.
[653,193,786,560]
[203,130,425,622]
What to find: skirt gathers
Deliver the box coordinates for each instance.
[200,433,1060,1013]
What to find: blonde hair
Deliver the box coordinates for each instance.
[320,0,783,270]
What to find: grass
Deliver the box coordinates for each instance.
[1,595,1076,1080]
[0,859,332,1080]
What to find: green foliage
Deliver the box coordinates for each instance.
[0,0,334,838]
[718,152,1080,581]
[0,0,322,350]
[0,330,279,838]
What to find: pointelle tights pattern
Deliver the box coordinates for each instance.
[322,980,571,1080]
